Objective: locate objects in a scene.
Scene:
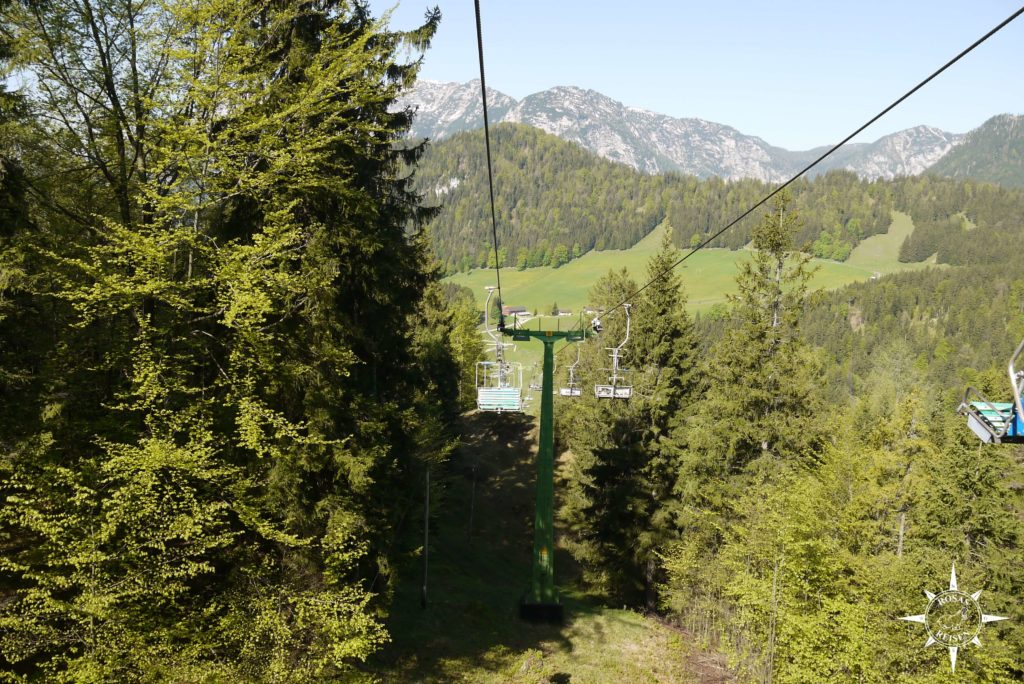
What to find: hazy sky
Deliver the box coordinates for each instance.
[369,1,1024,150]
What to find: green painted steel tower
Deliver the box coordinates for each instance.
[506,325,584,623]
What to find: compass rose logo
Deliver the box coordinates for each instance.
[899,563,1009,672]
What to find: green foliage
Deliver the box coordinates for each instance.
[415,282,484,413]
[811,228,853,261]
[681,192,827,477]
[891,175,1024,265]
[661,309,1024,681]
[0,0,456,679]
[655,181,1024,679]
[899,215,964,262]
[559,229,702,608]
[929,114,1024,188]
[417,125,895,271]
[4,3,1024,680]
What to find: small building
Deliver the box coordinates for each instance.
[556,309,573,317]
[582,306,601,315]
[502,305,528,317]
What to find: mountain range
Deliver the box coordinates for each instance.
[397,80,969,183]
[927,113,1024,187]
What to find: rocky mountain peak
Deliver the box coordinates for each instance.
[396,80,965,182]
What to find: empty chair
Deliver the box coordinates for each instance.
[594,304,632,400]
[559,346,583,397]
[476,286,523,413]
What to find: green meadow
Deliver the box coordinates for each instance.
[450,212,937,412]
[446,211,934,316]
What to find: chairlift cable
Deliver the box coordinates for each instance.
[581,5,1019,335]
[474,0,505,326]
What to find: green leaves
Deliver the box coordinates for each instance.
[0,0,446,678]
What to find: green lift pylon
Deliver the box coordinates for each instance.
[505,324,584,623]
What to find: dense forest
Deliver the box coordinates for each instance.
[414,124,1024,275]
[555,191,1024,681]
[415,124,894,271]
[2,2,1023,682]
[0,2,482,680]
[928,114,1024,188]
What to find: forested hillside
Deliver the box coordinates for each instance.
[929,114,1024,188]
[416,124,894,271]
[892,175,1024,264]
[415,124,1024,275]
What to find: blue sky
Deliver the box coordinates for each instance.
[369,1,1024,150]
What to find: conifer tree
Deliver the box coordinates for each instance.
[634,225,702,423]
[560,227,703,607]
[631,225,703,605]
[661,191,828,652]
[560,268,644,599]
[0,2,445,678]
[679,191,826,484]
[0,0,36,436]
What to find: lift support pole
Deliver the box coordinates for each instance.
[507,326,584,623]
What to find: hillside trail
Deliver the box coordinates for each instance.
[370,411,731,683]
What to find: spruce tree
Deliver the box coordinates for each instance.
[632,225,703,606]
[662,191,828,646]
[560,226,704,607]
[679,190,826,484]
[560,268,644,599]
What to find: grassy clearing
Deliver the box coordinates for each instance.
[458,213,938,416]
[447,214,933,316]
[370,412,723,683]
[844,211,936,274]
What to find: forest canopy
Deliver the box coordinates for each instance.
[412,124,1024,275]
[0,2,485,680]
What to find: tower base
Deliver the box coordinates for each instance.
[519,599,564,624]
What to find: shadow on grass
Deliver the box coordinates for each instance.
[368,411,604,682]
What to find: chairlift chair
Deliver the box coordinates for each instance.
[559,345,583,397]
[476,286,523,412]
[476,360,524,412]
[958,336,1024,443]
[594,303,633,400]
[529,364,542,391]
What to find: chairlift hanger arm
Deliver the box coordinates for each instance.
[1008,336,1024,423]
[614,303,632,354]
[569,345,581,372]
